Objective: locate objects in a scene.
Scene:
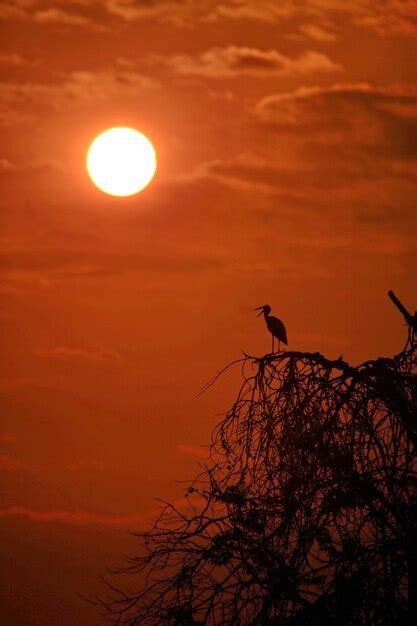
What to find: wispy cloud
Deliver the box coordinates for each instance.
[209,1,417,38]
[299,23,337,41]
[0,157,16,171]
[0,2,26,20]
[165,46,341,77]
[1,0,416,38]
[352,2,417,37]
[0,454,24,470]
[0,497,194,527]
[207,1,294,23]
[33,8,93,27]
[35,345,123,364]
[0,53,27,65]
[0,69,159,123]
[256,83,417,160]
[0,247,225,290]
[177,444,208,459]
[0,505,148,526]
[105,0,196,25]
[0,2,98,28]
[0,433,16,444]
[66,460,105,472]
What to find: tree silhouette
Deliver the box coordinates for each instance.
[99,293,416,625]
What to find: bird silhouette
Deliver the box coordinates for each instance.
[254,304,288,353]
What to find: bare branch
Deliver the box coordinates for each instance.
[97,313,416,625]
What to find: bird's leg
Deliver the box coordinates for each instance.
[271,335,274,353]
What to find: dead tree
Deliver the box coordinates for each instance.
[99,292,416,625]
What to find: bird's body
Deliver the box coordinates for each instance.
[255,304,288,352]
[265,313,288,345]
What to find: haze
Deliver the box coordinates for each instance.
[0,2,416,625]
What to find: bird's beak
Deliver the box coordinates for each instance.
[254,306,264,317]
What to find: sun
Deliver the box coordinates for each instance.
[86,127,157,197]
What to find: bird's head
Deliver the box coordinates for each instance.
[254,304,271,317]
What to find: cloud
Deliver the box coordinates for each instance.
[352,2,417,37]
[207,2,293,23]
[0,157,16,171]
[1,0,416,38]
[256,84,417,157]
[103,0,417,38]
[245,82,417,231]
[0,454,24,470]
[0,247,225,289]
[187,156,300,194]
[105,0,187,23]
[106,0,286,26]
[0,2,26,20]
[0,64,161,128]
[35,345,123,364]
[299,23,337,41]
[0,433,16,444]
[257,83,413,121]
[0,505,148,526]
[0,1,99,28]
[0,157,63,173]
[0,69,159,125]
[174,83,417,233]
[209,1,417,37]
[166,46,341,77]
[0,497,194,527]
[66,460,105,472]
[33,8,93,27]
[177,444,208,459]
[0,53,27,65]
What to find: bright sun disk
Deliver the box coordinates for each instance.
[86,127,157,197]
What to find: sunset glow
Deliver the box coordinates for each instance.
[86,127,157,196]
[1,1,416,624]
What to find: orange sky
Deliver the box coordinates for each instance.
[1,2,416,624]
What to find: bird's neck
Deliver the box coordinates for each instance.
[263,310,269,320]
